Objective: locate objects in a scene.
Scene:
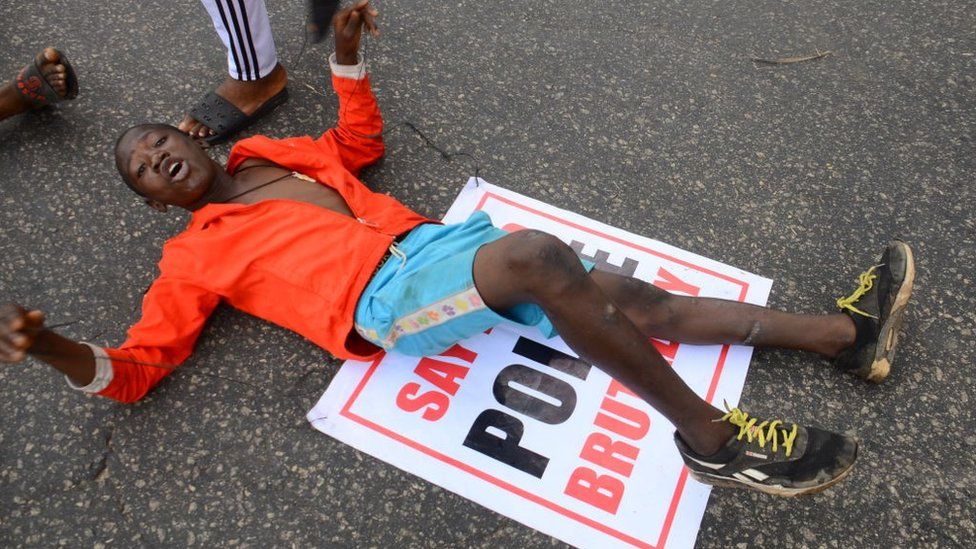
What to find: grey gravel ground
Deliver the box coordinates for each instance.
[2,0,974,547]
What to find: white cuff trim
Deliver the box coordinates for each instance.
[65,343,113,394]
[329,52,366,80]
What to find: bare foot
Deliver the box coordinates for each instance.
[0,48,71,121]
[178,63,288,139]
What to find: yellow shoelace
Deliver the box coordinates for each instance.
[836,265,881,318]
[716,405,799,457]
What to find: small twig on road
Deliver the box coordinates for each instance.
[302,82,329,98]
[753,49,832,65]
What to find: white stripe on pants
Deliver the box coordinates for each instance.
[200,0,278,81]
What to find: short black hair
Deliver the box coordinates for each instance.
[114,123,181,198]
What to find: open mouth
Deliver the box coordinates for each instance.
[166,159,188,182]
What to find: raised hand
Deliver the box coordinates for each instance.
[333,0,379,65]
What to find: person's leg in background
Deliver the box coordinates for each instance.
[0,48,78,122]
[181,0,288,140]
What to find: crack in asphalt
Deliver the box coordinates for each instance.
[89,426,115,482]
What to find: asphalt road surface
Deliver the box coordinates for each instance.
[1,0,973,547]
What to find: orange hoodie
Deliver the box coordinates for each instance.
[86,67,432,403]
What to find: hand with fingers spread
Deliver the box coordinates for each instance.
[0,303,45,363]
[334,0,380,66]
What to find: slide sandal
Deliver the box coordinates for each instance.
[188,87,290,144]
[16,48,79,108]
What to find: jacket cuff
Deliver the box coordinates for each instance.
[65,343,114,394]
[330,52,366,80]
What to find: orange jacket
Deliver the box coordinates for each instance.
[91,70,432,403]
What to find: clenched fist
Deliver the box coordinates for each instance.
[0,303,45,363]
[334,0,379,66]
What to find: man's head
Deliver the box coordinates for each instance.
[114,123,222,211]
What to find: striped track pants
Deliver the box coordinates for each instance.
[201,0,278,81]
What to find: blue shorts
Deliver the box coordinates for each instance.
[353,211,595,357]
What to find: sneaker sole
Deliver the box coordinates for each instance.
[687,459,857,497]
[865,242,915,383]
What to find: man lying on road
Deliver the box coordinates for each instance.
[0,1,915,497]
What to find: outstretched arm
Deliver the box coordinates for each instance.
[317,1,385,175]
[2,276,220,403]
[1,304,96,386]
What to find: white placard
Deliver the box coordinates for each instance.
[308,179,773,549]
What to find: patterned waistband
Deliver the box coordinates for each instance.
[356,285,488,350]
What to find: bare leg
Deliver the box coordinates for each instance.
[0,49,69,122]
[588,270,856,356]
[473,231,735,456]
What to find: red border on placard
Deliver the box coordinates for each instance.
[339,192,751,548]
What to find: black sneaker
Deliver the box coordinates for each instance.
[675,407,858,497]
[834,240,915,382]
